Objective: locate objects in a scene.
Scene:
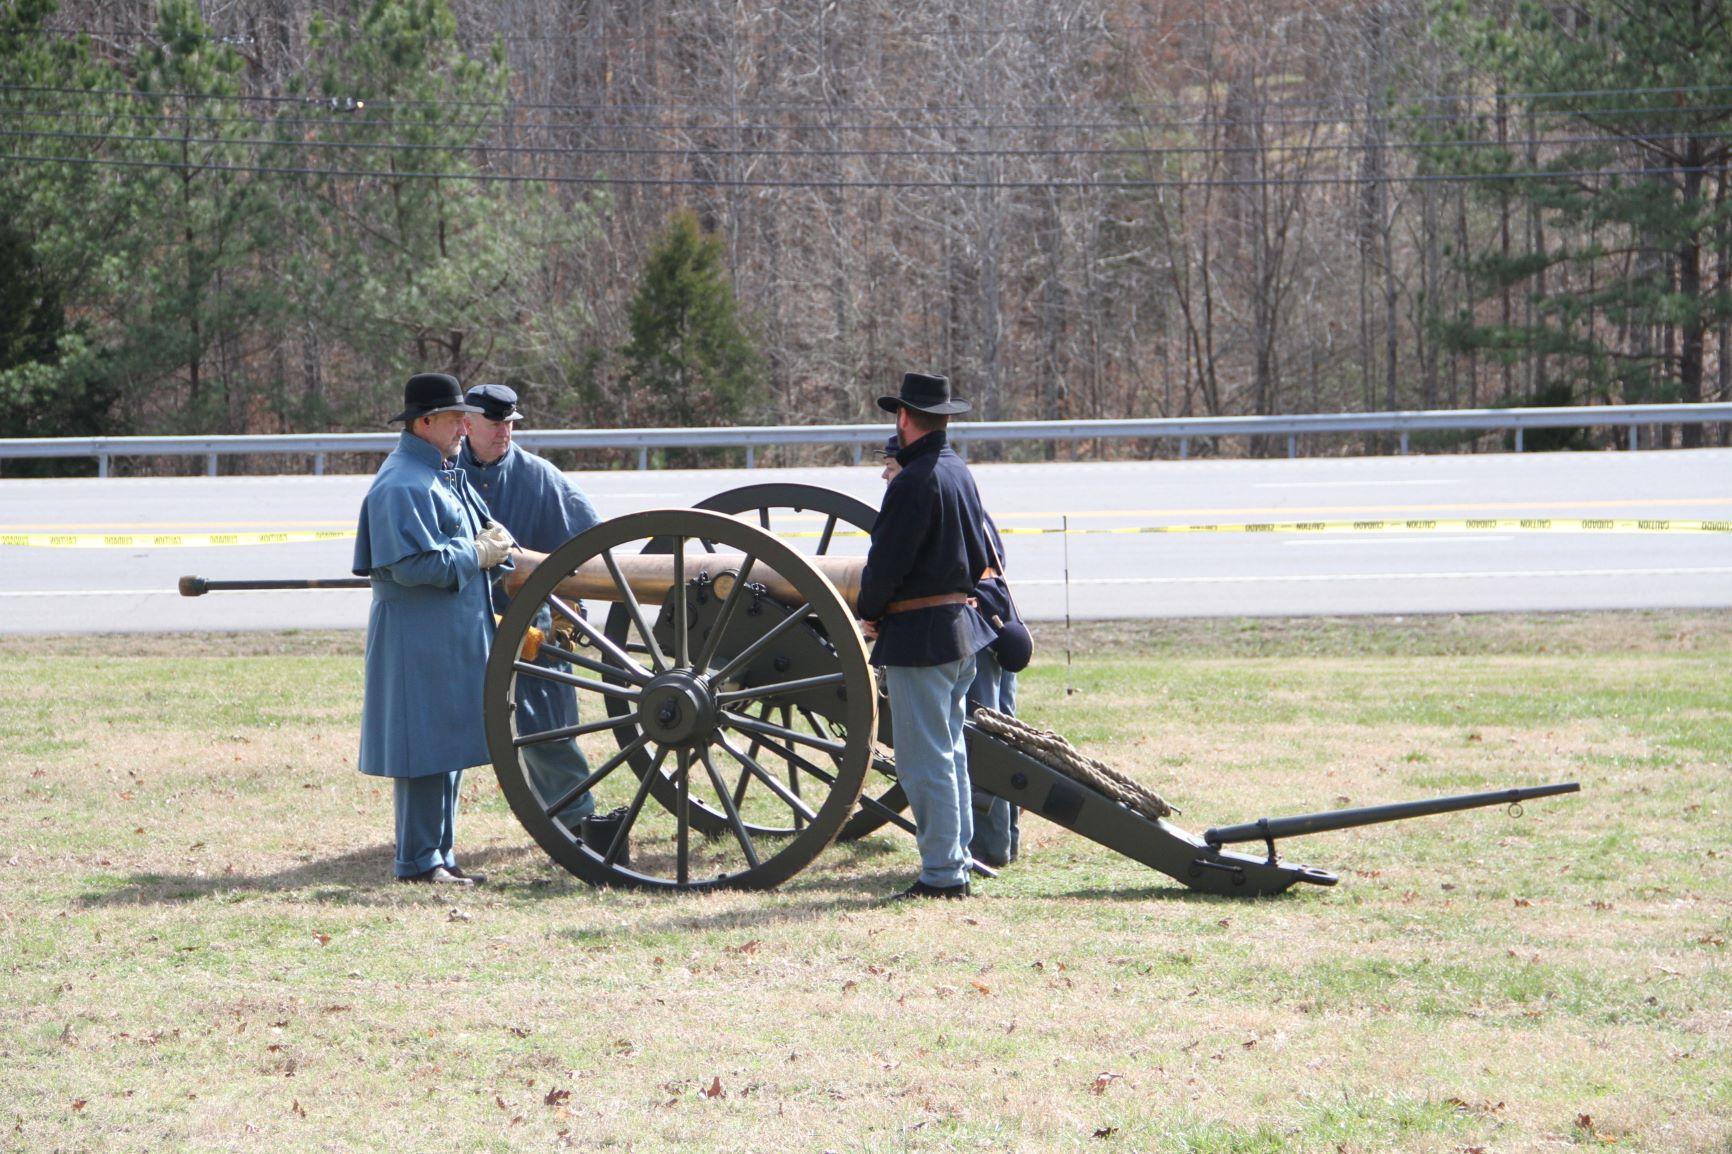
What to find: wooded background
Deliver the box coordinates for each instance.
[4,0,1731,466]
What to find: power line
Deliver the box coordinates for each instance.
[4,122,1727,166]
[10,77,1732,123]
[9,97,1732,145]
[5,149,1723,191]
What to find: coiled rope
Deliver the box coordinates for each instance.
[972,707,1178,821]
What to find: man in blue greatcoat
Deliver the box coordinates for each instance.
[458,383,602,832]
[857,372,998,900]
[354,372,513,886]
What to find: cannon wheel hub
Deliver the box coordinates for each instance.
[640,672,718,746]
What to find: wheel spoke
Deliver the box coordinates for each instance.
[815,513,838,555]
[692,553,757,674]
[532,639,653,687]
[513,710,641,748]
[716,733,820,824]
[549,593,653,682]
[603,742,670,867]
[722,709,848,756]
[600,548,668,674]
[701,748,761,868]
[781,705,804,830]
[747,727,911,835]
[675,749,691,887]
[671,543,690,668]
[512,660,642,701]
[714,670,846,706]
[542,733,648,819]
[708,601,816,685]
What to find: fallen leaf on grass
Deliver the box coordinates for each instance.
[70,1100,86,1112]
[447,909,471,923]
[1589,900,1614,910]
[291,1099,305,1118]
[841,980,858,993]
[724,940,760,954]
[970,981,992,996]
[1698,934,1726,946]
[544,1088,570,1107]
[701,1077,725,1099]
[1513,897,1532,907]
[312,933,331,946]
[1090,1073,1121,1095]
[1093,1126,1117,1139]
[495,1096,508,1111]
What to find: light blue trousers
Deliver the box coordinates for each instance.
[886,653,977,888]
[393,770,462,877]
[967,649,1021,864]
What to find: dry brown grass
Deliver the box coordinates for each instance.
[2,614,1728,1151]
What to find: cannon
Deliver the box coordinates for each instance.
[183,482,1580,896]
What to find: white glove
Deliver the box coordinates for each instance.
[474,522,513,570]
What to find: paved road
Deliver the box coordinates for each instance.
[3,449,1729,632]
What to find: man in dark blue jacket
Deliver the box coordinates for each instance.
[858,373,998,899]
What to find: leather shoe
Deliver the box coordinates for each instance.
[891,879,970,901]
[446,865,486,884]
[397,866,474,886]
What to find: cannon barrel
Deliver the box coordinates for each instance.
[1203,782,1581,848]
[504,547,867,614]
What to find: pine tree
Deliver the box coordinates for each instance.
[620,210,763,444]
[1428,0,1732,443]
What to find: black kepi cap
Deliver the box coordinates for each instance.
[877,371,970,416]
[465,383,523,423]
[879,434,900,458]
[390,372,483,424]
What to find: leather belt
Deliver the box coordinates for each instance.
[884,592,970,615]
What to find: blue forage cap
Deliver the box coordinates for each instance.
[464,383,522,423]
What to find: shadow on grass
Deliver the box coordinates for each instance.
[75,840,571,907]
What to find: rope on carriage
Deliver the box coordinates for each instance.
[971,708,1178,821]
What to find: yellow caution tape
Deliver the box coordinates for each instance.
[5,517,1729,548]
[0,530,356,548]
[781,517,1732,538]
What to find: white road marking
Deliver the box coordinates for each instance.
[1017,566,1732,586]
[1252,479,1458,489]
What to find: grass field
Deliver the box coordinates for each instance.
[2,614,1728,1153]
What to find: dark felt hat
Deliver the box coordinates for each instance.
[877,371,970,416]
[465,383,523,423]
[390,372,483,424]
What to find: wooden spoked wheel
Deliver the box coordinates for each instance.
[484,509,875,891]
[608,483,912,842]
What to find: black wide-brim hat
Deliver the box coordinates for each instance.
[877,371,970,415]
[390,372,484,424]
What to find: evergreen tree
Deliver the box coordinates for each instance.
[620,210,763,440]
[1429,0,1732,442]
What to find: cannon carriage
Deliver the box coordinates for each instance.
[184,481,1578,896]
[477,484,1579,896]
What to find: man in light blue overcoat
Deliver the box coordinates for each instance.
[458,383,602,831]
[353,372,513,885]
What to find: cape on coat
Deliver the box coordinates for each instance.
[352,430,499,778]
[459,441,601,741]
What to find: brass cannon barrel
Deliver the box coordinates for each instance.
[504,547,868,615]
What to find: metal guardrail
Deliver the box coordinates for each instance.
[3,403,1731,476]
